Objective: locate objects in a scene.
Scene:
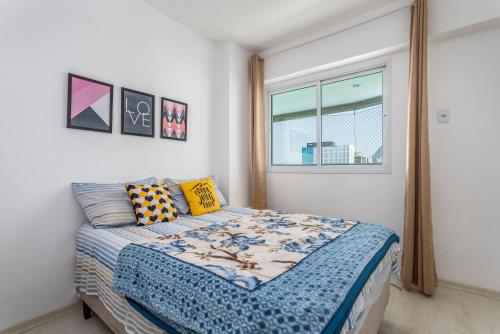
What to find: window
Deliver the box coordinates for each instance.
[271,86,317,166]
[268,64,390,173]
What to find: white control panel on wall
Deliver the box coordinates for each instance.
[437,109,450,123]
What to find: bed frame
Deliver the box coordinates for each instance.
[78,277,390,334]
[79,289,127,333]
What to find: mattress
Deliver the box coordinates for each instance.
[75,207,399,334]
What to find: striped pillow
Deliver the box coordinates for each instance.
[165,175,227,215]
[72,177,157,228]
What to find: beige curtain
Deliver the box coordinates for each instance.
[401,0,437,296]
[250,54,267,209]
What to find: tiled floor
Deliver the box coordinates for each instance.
[22,286,500,334]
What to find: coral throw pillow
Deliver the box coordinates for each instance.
[179,178,221,216]
[126,183,179,225]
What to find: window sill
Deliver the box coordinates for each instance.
[267,165,392,174]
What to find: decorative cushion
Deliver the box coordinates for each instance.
[71,177,157,228]
[126,183,179,225]
[179,178,221,216]
[164,175,227,214]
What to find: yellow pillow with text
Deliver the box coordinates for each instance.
[179,178,221,216]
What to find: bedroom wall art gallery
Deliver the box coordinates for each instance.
[67,73,187,140]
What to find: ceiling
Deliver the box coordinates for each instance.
[140,0,400,51]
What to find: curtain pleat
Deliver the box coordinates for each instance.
[250,54,267,209]
[401,0,437,296]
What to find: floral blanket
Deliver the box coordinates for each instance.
[134,210,357,290]
[111,207,399,334]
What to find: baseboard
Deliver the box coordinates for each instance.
[438,279,500,301]
[390,273,500,301]
[0,302,80,334]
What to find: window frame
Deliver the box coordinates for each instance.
[266,60,392,174]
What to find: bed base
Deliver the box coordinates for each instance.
[82,301,92,320]
[78,290,128,333]
[78,278,390,334]
[353,277,390,334]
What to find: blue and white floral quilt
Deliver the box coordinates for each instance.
[111,207,399,334]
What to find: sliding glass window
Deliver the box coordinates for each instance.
[321,71,384,166]
[268,64,389,173]
[271,86,317,166]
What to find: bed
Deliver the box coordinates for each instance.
[75,206,399,334]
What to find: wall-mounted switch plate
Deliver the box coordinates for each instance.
[437,109,450,123]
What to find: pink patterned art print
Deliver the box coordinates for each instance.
[161,98,187,141]
[67,73,113,133]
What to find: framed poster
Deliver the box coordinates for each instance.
[67,73,113,133]
[161,97,187,141]
[121,88,155,137]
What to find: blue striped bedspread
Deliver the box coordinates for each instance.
[88,207,400,334]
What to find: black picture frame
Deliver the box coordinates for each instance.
[160,97,188,141]
[121,87,155,138]
[67,73,113,133]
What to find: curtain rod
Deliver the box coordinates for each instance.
[260,0,415,59]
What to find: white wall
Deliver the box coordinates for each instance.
[213,41,251,207]
[265,0,500,82]
[212,42,231,198]
[0,0,216,330]
[264,3,500,291]
[228,43,251,207]
[429,0,500,35]
[264,8,409,81]
[428,27,500,291]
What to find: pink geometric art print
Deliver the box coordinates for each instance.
[67,73,113,133]
[161,97,187,141]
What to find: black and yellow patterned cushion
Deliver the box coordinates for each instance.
[125,183,179,225]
